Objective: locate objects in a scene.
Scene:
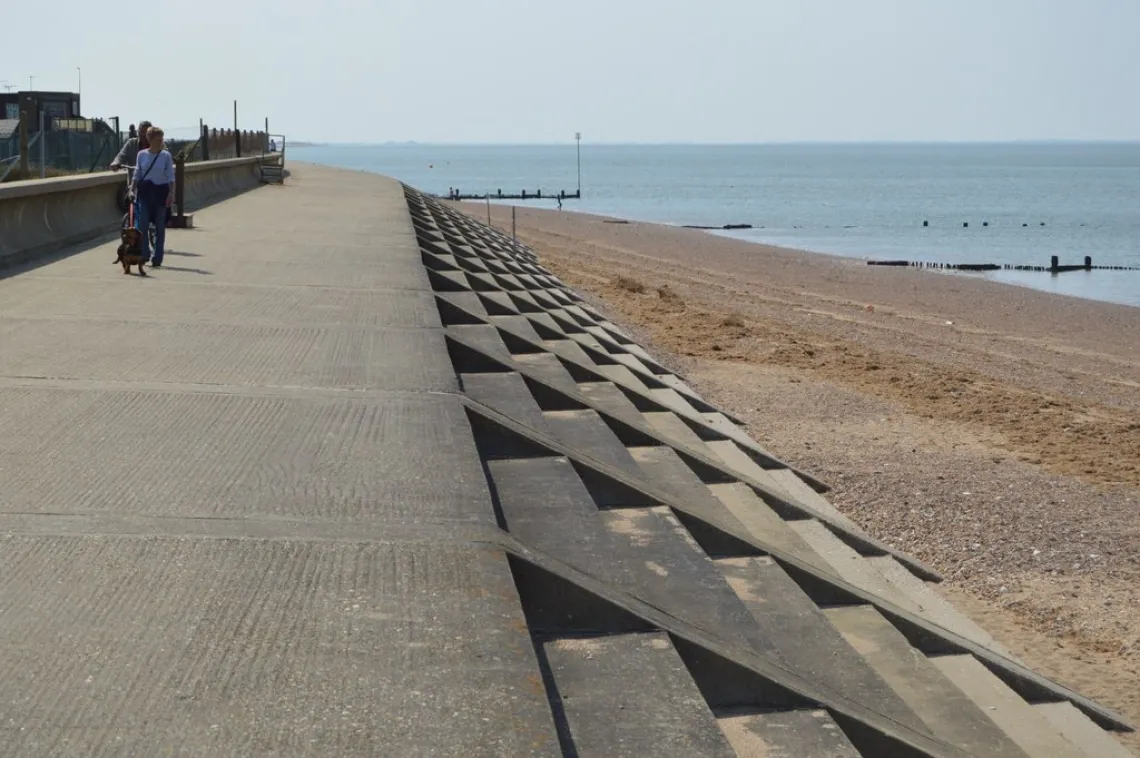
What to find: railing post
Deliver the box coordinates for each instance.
[19,111,29,179]
[174,155,185,221]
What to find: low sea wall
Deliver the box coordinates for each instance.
[0,155,279,269]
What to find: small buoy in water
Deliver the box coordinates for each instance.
[1023,223,1028,227]
[963,222,969,228]
[923,220,929,227]
[1040,222,1045,226]
[983,221,989,227]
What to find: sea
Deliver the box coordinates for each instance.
[292,143,1140,308]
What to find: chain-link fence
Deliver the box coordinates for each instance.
[2,108,272,182]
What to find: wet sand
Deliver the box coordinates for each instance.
[452,201,1140,749]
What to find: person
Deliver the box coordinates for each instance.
[109,119,151,172]
[133,126,175,267]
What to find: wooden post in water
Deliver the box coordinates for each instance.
[1085,256,1092,270]
[1050,255,1059,272]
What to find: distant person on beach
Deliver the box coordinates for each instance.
[557,197,563,210]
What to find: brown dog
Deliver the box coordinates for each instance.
[114,227,147,276]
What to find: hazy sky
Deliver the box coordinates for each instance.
[6,0,1139,143]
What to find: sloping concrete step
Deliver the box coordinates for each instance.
[643,410,711,449]
[715,556,928,733]
[543,338,602,368]
[543,410,643,478]
[824,605,1032,758]
[868,555,1020,661]
[578,381,647,421]
[590,364,651,392]
[542,632,736,758]
[567,331,608,352]
[705,439,797,499]
[768,468,854,527]
[717,709,862,757]
[1033,702,1137,758]
[628,446,752,541]
[512,352,583,395]
[707,483,834,576]
[931,654,1087,758]
[658,372,705,400]
[645,387,702,417]
[488,460,761,652]
[461,372,550,434]
[612,352,656,376]
[790,520,924,613]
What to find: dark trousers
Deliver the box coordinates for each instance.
[137,181,169,264]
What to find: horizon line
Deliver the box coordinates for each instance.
[291,138,1140,148]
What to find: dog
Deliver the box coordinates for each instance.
[114,227,148,276]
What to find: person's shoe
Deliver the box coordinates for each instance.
[150,261,162,268]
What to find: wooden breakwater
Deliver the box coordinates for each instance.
[867,256,1140,274]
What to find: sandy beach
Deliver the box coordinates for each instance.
[453,200,1140,749]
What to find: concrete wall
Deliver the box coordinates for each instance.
[0,155,278,269]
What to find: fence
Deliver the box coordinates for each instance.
[1,105,271,182]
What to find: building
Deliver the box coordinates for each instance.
[0,91,81,129]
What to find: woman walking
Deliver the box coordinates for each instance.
[133,126,175,267]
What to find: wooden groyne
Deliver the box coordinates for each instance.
[867,256,1140,273]
[442,189,582,201]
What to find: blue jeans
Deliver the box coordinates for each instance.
[136,183,168,264]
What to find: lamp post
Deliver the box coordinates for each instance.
[29,75,34,91]
[575,131,581,196]
[76,67,81,98]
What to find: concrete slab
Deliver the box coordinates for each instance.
[717,709,863,757]
[716,556,928,733]
[542,633,736,758]
[931,654,1086,758]
[542,410,644,478]
[0,537,557,757]
[707,483,836,576]
[1034,702,1138,758]
[825,605,1032,757]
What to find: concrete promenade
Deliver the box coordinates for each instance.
[0,166,551,755]
[0,164,1134,757]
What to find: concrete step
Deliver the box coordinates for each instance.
[461,372,550,434]
[705,438,798,500]
[931,654,1086,758]
[590,363,651,392]
[642,411,710,449]
[790,520,924,613]
[707,483,834,576]
[541,632,736,757]
[715,556,928,734]
[1033,702,1137,758]
[717,709,862,758]
[868,555,1020,662]
[824,605,1033,757]
[542,409,643,478]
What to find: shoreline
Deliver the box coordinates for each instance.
[461,200,1140,310]
[451,199,1140,749]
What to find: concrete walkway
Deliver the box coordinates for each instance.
[0,166,556,756]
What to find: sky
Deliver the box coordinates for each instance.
[5,0,1140,144]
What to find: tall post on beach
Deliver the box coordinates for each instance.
[486,195,491,226]
[512,206,517,241]
[575,131,582,196]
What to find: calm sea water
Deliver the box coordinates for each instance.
[294,143,1140,307]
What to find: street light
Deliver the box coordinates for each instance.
[575,131,581,196]
[29,75,34,91]
[77,67,81,98]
